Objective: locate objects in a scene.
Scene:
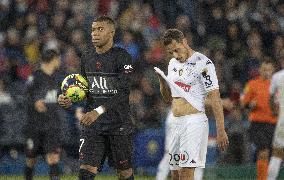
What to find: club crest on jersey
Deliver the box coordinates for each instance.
[96,61,102,70]
[179,69,183,76]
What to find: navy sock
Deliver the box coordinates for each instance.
[49,164,60,180]
[24,166,33,180]
[79,169,96,180]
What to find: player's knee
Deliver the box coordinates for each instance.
[117,168,133,180]
[46,153,60,165]
[272,148,284,158]
[26,158,36,168]
[179,167,195,180]
[171,170,179,180]
[80,164,98,174]
[258,149,270,160]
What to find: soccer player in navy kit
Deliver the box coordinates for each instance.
[58,17,134,180]
[24,49,62,180]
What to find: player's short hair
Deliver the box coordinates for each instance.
[162,29,185,46]
[41,49,59,63]
[94,16,115,27]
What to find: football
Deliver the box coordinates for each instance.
[61,74,88,102]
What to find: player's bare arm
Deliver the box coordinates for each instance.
[80,106,106,126]
[270,94,279,117]
[34,99,47,113]
[157,73,172,104]
[206,89,229,151]
[57,94,72,108]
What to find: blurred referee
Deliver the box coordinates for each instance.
[58,16,134,180]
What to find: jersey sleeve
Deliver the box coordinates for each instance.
[270,74,278,95]
[25,75,46,105]
[200,59,219,92]
[241,81,254,106]
[102,50,133,111]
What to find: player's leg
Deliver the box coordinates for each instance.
[25,157,37,180]
[46,152,61,180]
[171,170,179,180]
[24,133,40,180]
[156,152,170,180]
[178,114,209,180]
[250,123,275,180]
[257,148,270,180]
[268,148,284,180]
[179,167,195,180]
[194,168,204,180]
[156,111,171,180]
[109,135,134,180]
[168,113,181,180]
[268,120,284,180]
[44,130,62,180]
[79,133,106,180]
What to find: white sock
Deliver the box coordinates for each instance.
[156,153,170,180]
[268,156,282,180]
[194,168,204,180]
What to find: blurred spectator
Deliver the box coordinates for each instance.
[116,30,140,61]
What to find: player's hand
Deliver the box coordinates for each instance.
[34,100,47,113]
[57,94,72,108]
[248,101,257,110]
[80,110,99,126]
[75,107,84,120]
[217,130,229,151]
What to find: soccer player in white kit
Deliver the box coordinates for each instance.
[268,60,284,180]
[155,29,229,180]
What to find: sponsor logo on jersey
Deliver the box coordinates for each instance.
[88,76,118,95]
[175,81,191,92]
[123,64,133,74]
[180,151,189,164]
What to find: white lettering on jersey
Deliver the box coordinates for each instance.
[92,77,108,90]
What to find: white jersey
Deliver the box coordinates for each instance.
[167,52,219,112]
[270,69,284,148]
[270,69,284,108]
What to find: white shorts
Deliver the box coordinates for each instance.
[273,114,284,148]
[168,112,209,170]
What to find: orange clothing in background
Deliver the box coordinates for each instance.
[241,77,276,124]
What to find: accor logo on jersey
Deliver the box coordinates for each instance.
[88,76,118,95]
[175,81,191,92]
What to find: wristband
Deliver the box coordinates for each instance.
[94,106,105,115]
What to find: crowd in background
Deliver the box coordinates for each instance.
[0,0,284,167]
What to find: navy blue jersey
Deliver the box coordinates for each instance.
[80,46,134,135]
[25,70,61,131]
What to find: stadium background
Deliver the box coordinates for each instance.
[0,0,284,179]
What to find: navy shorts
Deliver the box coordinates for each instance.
[79,131,133,171]
[249,122,276,151]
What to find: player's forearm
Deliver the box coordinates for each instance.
[159,78,172,103]
[208,90,225,131]
[270,95,278,116]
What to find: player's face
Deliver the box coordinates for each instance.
[91,21,114,47]
[52,56,61,69]
[166,39,189,63]
[259,63,274,79]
